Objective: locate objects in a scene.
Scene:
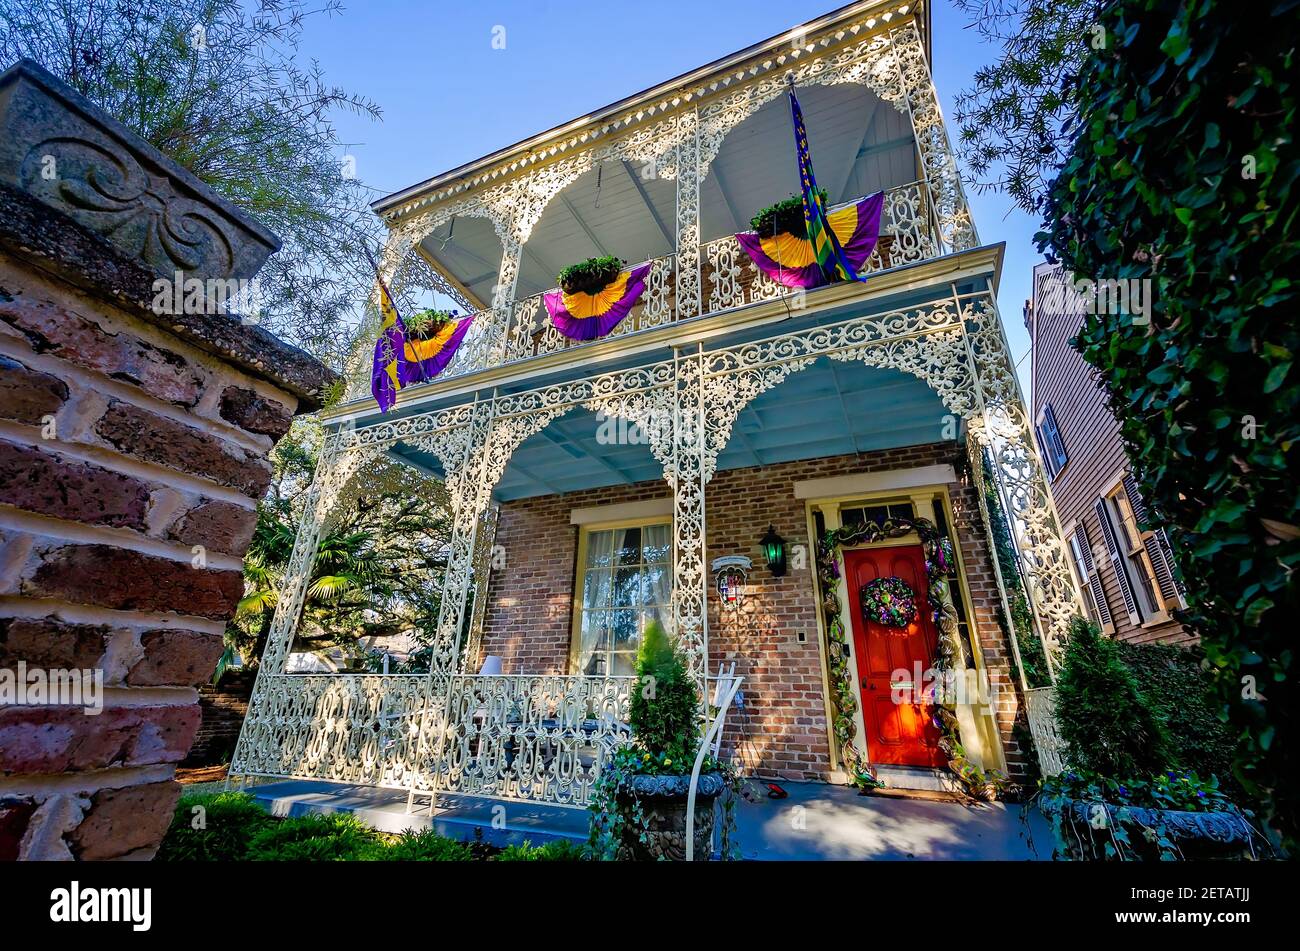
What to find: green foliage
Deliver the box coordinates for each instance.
[1119,642,1237,795]
[1038,0,1298,847]
[372,829,475,861]
[627,620,700,769]
[0,0,384,372]
[952,0,1104,214]
[1054,617,1171,777]
[495,839,589,861]
[1042,768,1234,814]
[557,256,625,295]
[156,792,274,861]
[749,190,826,238]
[228,416,453,668]
[246,813,381,862]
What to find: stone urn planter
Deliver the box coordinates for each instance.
[1041,797,1263,860]
[616,772,726,861]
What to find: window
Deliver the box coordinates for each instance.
[1036,403,1068,479]
[839,500,915,528]
[1066,525,1114,634]
[573,522,672,676]
[1095,482,1171,626]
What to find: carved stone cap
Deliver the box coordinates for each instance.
[0,59,281,283]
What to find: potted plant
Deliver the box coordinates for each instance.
[588,621,736,861]
[749,188,827,239]
[1036,618,1266,859]
[557,255,625,295]
[404,308,457,339]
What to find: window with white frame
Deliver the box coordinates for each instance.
[1097,484,1169,624]
[573,521,672,676]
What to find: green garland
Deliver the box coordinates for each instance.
[815,517,1008,798]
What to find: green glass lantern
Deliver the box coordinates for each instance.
[760,524,787,577]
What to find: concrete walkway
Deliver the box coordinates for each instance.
[244,779,1051,860]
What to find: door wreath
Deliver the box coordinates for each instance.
[858,576,918,630]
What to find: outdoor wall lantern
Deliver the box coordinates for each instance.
[712,555,752,609]
[760,525,787,577]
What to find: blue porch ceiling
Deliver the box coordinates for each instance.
[388,359,956,502]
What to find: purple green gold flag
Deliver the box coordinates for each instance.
[370,286,407,412]
[544,262,653,341]
[399,313,475,385]
[735,192,885,289]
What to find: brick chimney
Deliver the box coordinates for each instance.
[0,60,336,860]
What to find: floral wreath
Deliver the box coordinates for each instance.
[859,576,918,629]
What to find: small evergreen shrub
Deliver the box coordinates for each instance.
[495,838,589,861]
[749,189,825,239]
[1054,616,1171,777]
[245,813,381,861]
[627,620,700,771]
[157,792,274,861]
[557,256,624,295]
[371,828,475,861]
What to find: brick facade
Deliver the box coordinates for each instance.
[480,441,1031,784]
[0,64,333,859]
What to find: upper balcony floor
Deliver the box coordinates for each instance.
[339,0,985,414]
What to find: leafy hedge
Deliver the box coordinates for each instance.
[1038,0,1298,846]
[158,793,587,861]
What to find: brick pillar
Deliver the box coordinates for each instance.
[0,61,335,860]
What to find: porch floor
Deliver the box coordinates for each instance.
[245,779,1051,860]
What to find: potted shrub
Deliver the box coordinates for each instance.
[557,255,625,296]
[404,308,457,339]
[1037,618,1266,859]
[588,621,736,861]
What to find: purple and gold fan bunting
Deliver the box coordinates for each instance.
[399,314,475,386]
[544,262,653,341]
[734,192,885,290]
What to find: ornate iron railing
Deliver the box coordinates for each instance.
[1024,686,1067,777]
[230,671,634,806]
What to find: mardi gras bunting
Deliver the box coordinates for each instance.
[401,314,475,385]
[544,261,653,341]
[369,278,408,413]
[735,191,884,289]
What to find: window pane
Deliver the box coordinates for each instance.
[577,613,609,676]
[612,567,641,608]
[840,508,864,526]
[582,569,611,611]
[616,527,641,566]
[585,530,614,568]
[610,652,637,676]
[610,610,639,650]
[642,523,671,563]
[863,505,888,525]
[889,502,915,521]
[641,564,669,607]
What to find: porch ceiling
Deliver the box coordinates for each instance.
[388,359,956,502]
[410,82,918,307]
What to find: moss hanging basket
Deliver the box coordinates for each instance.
[557,255,625,295]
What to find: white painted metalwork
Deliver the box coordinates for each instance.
[1025,686,1067,777]
[233,5,1082,811]
[685,663,744,862]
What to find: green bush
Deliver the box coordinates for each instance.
[368,828,475,861]
[1119,642,1237,793]
[157,792,275,861]
[495,838,589,861]
[1039,0,1298,846]
[557,256,624,295]
[1054,617,1171,777]
[749,190,826,238]
[404,308,457,339]
[627,620,700,771]
[245,813,381,861]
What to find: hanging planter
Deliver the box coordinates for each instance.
[859,576,918,630]
[399,308,475,385]
[545,256,653,341]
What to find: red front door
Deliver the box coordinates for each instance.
[845,544,946,768]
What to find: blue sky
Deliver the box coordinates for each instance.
[299,0,1039,392]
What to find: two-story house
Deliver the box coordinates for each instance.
[1026,262,1189,647]
[230,0,1081,810]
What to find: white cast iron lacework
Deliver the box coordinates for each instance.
[233,9,1080,800]
[231,283,1083,803]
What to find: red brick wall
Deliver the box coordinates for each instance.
[480,441,1030,783]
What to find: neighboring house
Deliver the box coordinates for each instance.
[230,1,1081,808]
[1026,262,1190,646]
